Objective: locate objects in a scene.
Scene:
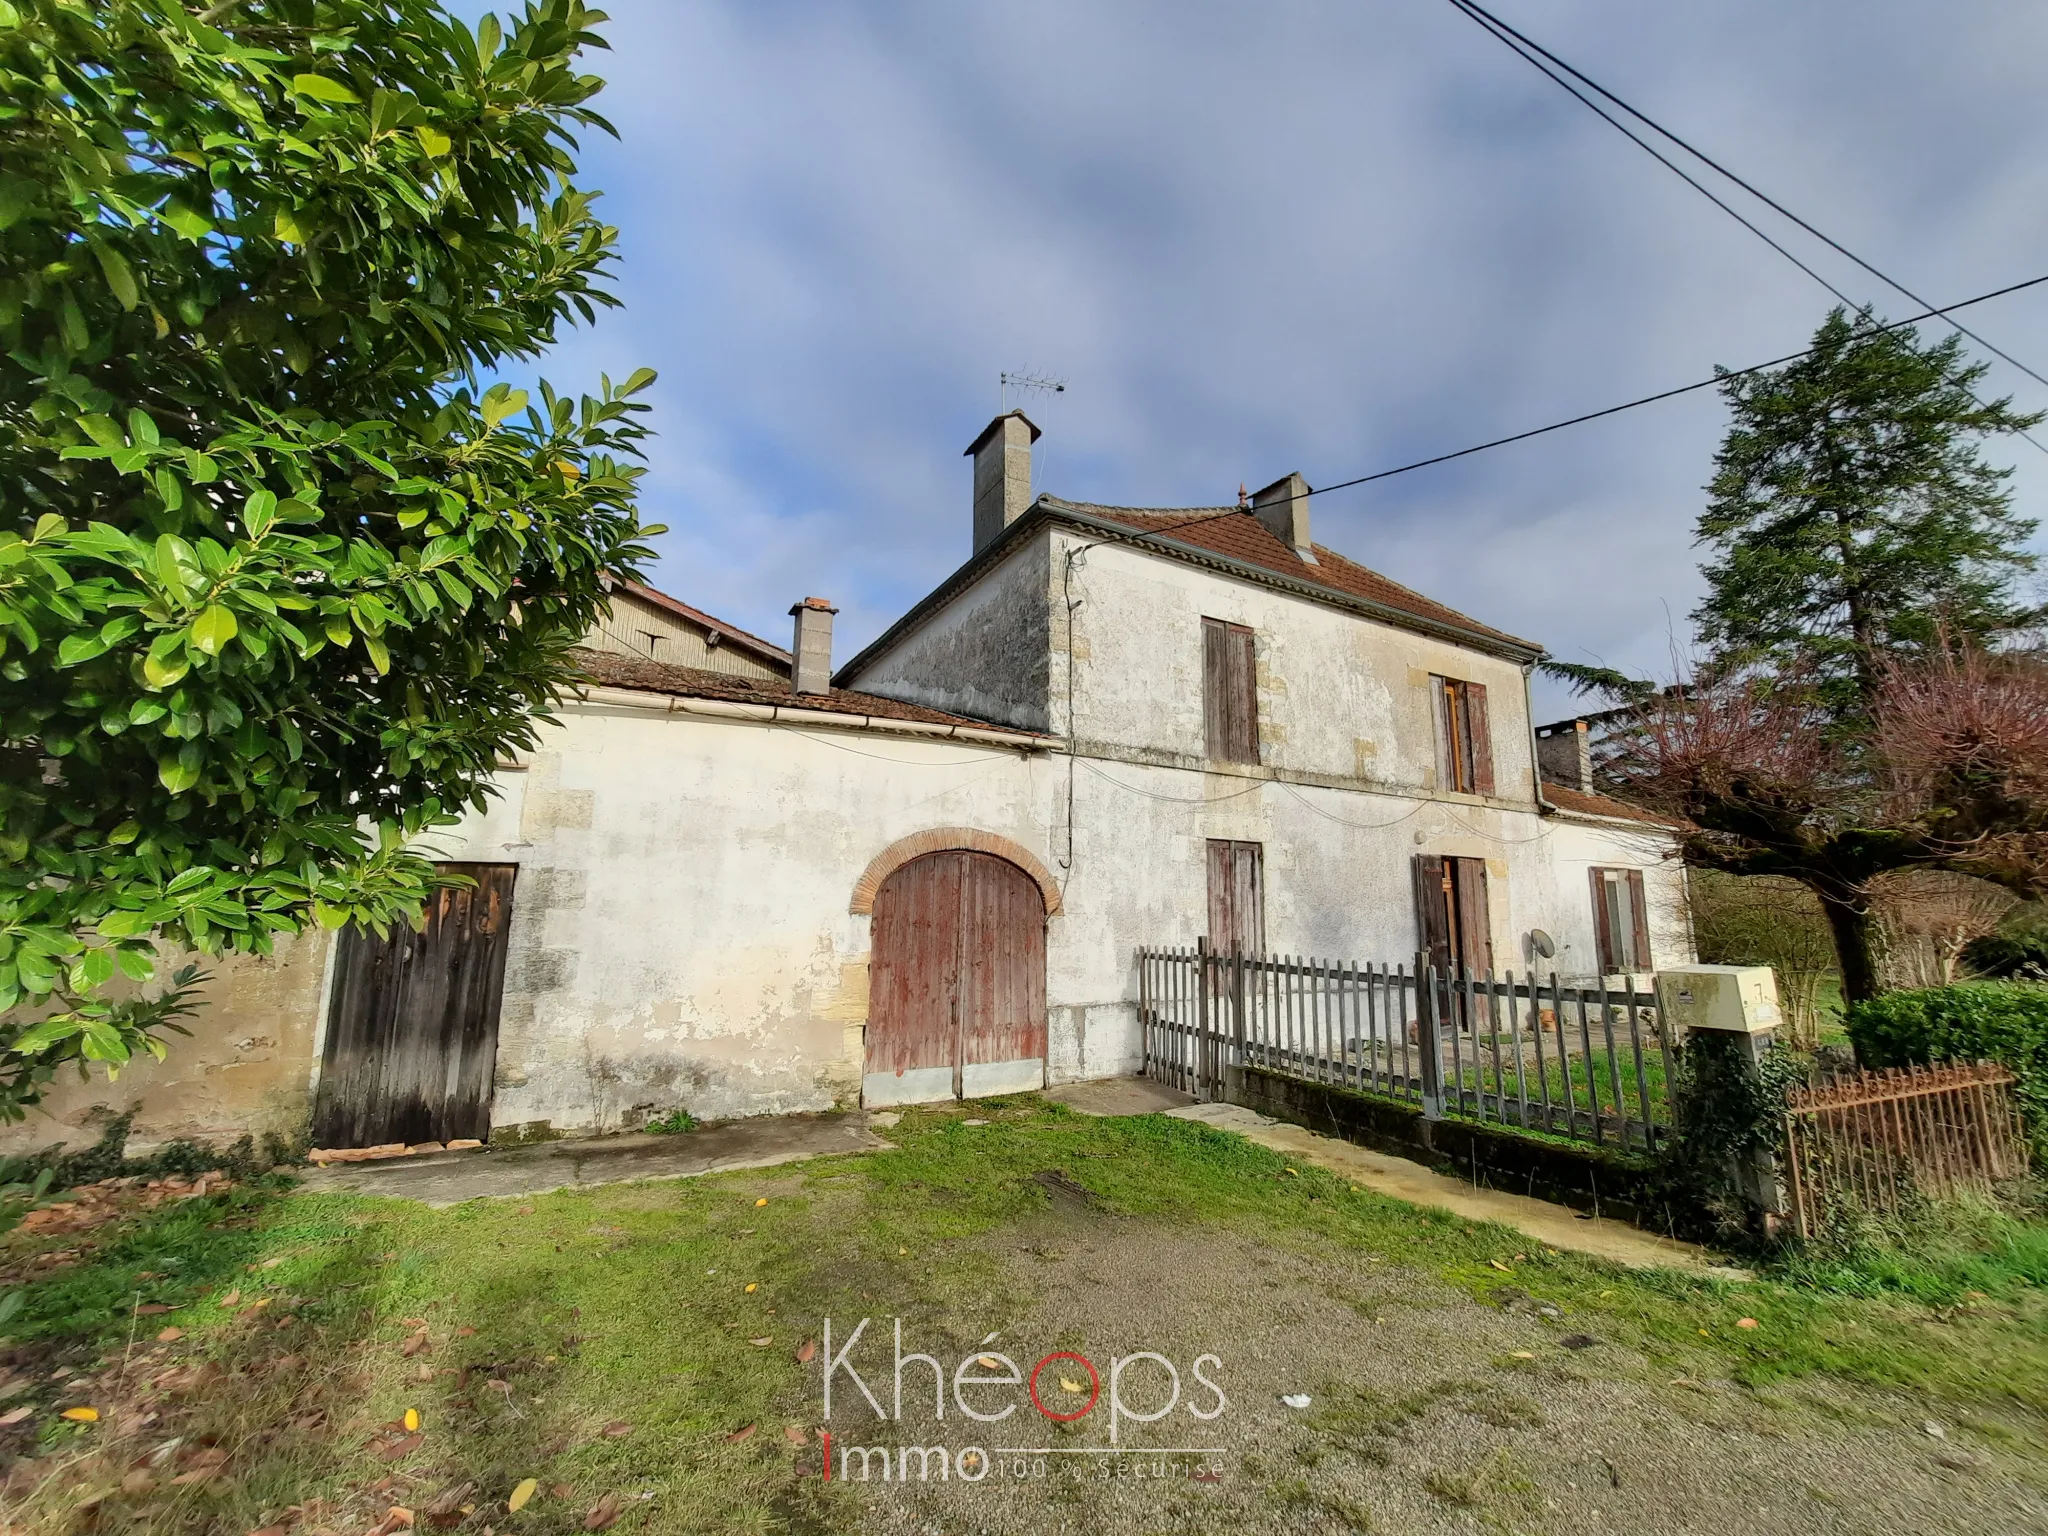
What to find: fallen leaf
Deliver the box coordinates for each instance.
[378,1432,425,1461]
[260,1257,284,1270]
[0,1406,32,1426]
[748,1337,772,1348]
[1279,1393,1311,1409]
[1060,1377,1084,1393]
[414,1364,436,1384]
[507,1478,537,1513]
[744,1283,757,1293]
[516,1207,535,1217]
[403,1408,421,1431]
[725,1424,756,1443]
[550,1484,574,1500]
[784,1425,807,1444]
[976,1355,1000,1369]
[124,1471,156,1496]
[1488,1259,1513,1273]
[157,1326,183,1342]
[170,1466,221,1486]
[425,1480,475,1529]
[1735,1317,1759,1330]
[795,1340,817,1364]
[1509,1351,1535,1360]
[454,1326,477,1338]
[486,1380,513,1396]
[583,1493,620,1532]
[754,1198,768,1208]
[220,1290,241,1308]
[61,1406,99,1423]
[135,1302,174,1315]
[1282,1167,1299,1177]
[384,1508,416,1530]
[402,1331,430,1358]
[897,1246,908,1256]
[1698,1329,1711,1338]
[600,1421,631,1439]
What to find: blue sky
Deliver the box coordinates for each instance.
[511,0,2048,718]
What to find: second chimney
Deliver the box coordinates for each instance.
[966,411,1042,553]
[1251,472,1313,559]
[789,597,837,695]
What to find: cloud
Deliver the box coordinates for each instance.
[525,0,2048,715]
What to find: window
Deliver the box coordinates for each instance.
[1206,840,1264,956]
[1430,676,1494,795]
[1590,868,1652,974]
[1203,618,1258,764]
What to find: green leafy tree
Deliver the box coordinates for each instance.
[1695,308,2041,711]
[0,0,660,1112]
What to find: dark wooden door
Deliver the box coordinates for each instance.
[311,864,517,1148]
[1413,853,1491,1027]
[867,851,1046,1101]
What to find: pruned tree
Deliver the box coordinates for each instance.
[1614,644,2048,1001]
[0,1,660,1114]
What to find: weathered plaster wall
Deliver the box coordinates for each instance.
[838,536,1053,732]
[0,928,333,1155]
[1049,529,1539,805]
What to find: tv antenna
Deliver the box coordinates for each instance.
[1000,370,1067,412]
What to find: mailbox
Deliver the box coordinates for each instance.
[1654,964,1782,1035]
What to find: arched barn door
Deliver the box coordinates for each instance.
[865,850,1047,1107]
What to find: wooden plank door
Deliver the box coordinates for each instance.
[311,864,517,1148]
[866,850,1046,1106]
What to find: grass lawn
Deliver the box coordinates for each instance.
[5,1100,2048,1534]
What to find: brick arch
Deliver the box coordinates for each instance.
[850,829,1063,917]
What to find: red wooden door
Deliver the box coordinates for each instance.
[867,851,1046,1104]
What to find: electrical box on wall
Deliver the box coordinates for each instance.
[1654,964,1782,1035]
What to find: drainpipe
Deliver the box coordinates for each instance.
[1521,661,1555,815]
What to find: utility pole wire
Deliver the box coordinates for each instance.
[1444,0,2048,394]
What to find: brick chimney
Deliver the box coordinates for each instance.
[966,411,1041,553]
[788,597,837,695]
[1252,472,1313,560]
[1535,719,1594,793]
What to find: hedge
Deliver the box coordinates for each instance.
[1846,982,2048,1161]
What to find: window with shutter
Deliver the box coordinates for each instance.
[1206,840,1264,955]
[1202,618,1258,764]
[1589,867,1651,973]
[1429,676,1494,794]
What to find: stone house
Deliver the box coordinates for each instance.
[5,414,1690,1152]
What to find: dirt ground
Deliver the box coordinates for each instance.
[835,1212,2045,1535]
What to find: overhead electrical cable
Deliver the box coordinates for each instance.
[1444,0,2048,393]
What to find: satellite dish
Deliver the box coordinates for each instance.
[1528,928,1557,960]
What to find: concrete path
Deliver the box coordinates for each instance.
[1167,1101,1749,1278]
[1044,1077,1198,1117]
[294,1112,888,1207]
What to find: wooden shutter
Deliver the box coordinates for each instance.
[1412,854,1453,973]
[1451,856,1493,975]
[1626,868,1651,971]
[1589,867,1616,974]
[1202,620,1258,764]
[1431,677,1456,789]
[1203,620,1231,761]
[1465,681,1494,795]
[1207,839,1263,954]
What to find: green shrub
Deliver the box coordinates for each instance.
[1846,982,2048,1157]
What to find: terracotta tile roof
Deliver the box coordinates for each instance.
[1043,499,1540,653]
[570,649,1046,735]
[1542,783,1684,828]
[616,580,792,665]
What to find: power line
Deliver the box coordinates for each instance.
[1444,0,2048,394]
[1107,270,2047,536]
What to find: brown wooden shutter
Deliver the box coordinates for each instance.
[1207,840,1264,953]
[1413,854,1452,972]
[1465,681,1494,795]
[1626,868,1651,971]
[1203,620,1230,760]
[1203,619,1257,763]
[1451,856,1493,975]
[1589,867,1615,974]
[1207,838,1233,947]
[1431,677,1455,789]
[1229,626,1258,763]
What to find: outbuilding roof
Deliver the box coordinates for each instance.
[1540,783,1685,828]
[571,648,1047,736]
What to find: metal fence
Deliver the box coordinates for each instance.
[1137,941,1673,1153]
[1782,1061,2029,1238]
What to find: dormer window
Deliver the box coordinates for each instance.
[1202,618,1258,764]
[1432,676,1494,795]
